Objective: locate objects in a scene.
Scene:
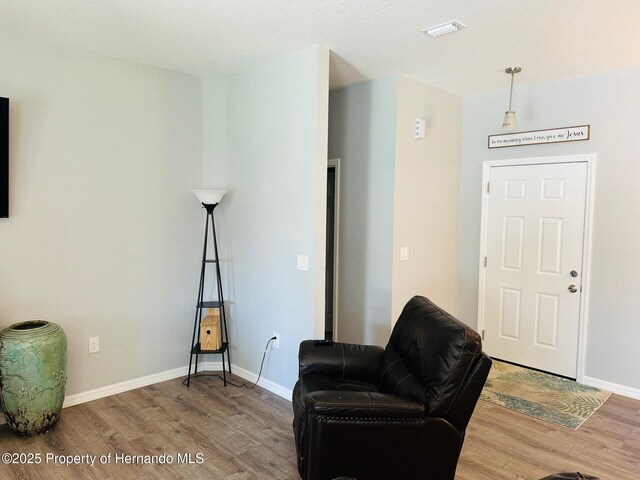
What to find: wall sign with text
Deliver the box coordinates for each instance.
[488,125,590,149]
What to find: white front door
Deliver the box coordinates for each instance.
[482,161,588,378]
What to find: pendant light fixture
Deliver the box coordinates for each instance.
[502,67,521,131]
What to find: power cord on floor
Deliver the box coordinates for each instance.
[182,336,276,389]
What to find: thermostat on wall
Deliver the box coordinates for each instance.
[414,118,426,139]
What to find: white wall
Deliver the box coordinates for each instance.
[0,35,203,395]
[202,76,229,187]
[391,76,462,321]
[458,67,640,390]
[202,47,330,391]
[328,77,397,346]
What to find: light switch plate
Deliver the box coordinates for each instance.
[297,254,309,271]
[400,247,409,261]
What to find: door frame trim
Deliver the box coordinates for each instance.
[328,158,341,341]
[477,153,596,382]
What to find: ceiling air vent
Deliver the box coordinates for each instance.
[422,20,466,37]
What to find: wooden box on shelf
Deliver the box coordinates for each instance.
[200,307,222,351]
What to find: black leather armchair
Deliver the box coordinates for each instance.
[292,296,492,480]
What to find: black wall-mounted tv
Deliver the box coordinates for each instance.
[0,97,8,218]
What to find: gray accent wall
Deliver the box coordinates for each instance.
[0,35,203,395]
[328,77,397,346]
[458,67,640,389]
[328,75,463,346]
[202,47,330,390]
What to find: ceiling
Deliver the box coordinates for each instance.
[1,0,640,95]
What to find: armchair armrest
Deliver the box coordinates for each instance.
[304,390,424,419]
[298,340,384,384]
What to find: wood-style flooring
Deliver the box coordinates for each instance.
[1,373,639,479]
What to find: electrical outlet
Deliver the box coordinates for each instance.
[88,337,100,354]
[272,332,280,349]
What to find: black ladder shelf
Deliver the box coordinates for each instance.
[187,202,231,387]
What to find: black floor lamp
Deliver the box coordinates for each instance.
[187,189,231,387]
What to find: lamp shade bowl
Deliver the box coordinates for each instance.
[192,190,227,205]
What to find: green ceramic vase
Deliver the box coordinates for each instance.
[0,320,67,436]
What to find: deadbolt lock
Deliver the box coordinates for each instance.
[570,270,578,277]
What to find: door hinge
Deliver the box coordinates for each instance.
[484,256,487,267]
[482,329,485,340]
[487,182,491,193]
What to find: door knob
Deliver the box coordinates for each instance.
[570,270,578,277]
[568,285,578,293]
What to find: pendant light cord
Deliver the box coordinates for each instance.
[507,71,515,112]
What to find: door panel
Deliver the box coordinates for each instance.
[483,162,587,378]
[499,287,521,339]
[535,292,559,348]
[503,216,525,270]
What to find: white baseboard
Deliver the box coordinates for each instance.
[64,365,189,408]
[0,362,292,427]
[223,363,293,400]
[582,375,640,400]
[196,361,292,399]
